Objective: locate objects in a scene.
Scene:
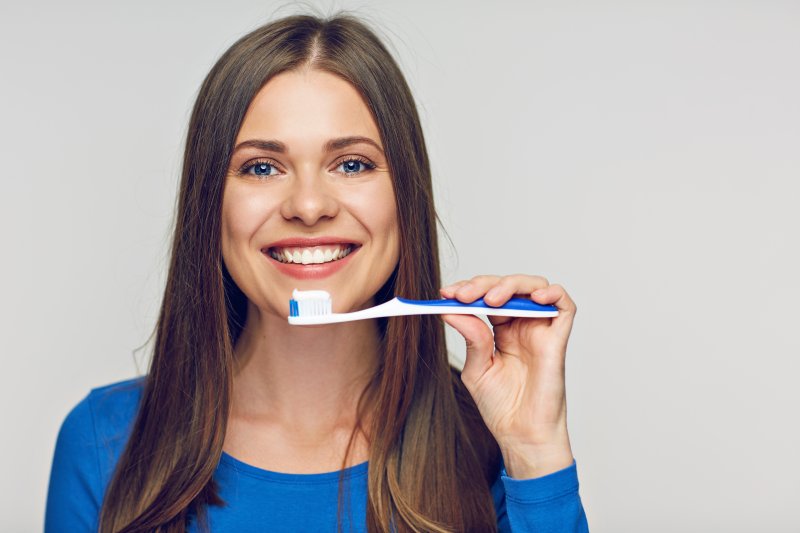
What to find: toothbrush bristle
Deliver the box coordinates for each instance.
[289,289,333,317]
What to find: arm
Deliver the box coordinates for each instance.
[45,394,103,532]
[442,275,589,532]
[494,459,589,532]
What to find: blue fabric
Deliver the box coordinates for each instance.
[45,377,589,532]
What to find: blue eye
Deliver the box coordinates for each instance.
[239,161,278,176]
[249,161,277,176]
[337,158,375,175]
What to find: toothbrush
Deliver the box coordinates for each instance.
[288,289,558,325]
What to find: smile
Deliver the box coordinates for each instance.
[266,244,356,265]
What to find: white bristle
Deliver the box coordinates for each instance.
[292,289,332,316]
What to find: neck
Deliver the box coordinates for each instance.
[230,301,380,436]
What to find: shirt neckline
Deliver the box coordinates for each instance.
[219,450,369,483]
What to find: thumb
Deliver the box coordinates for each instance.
[441,314,496,385]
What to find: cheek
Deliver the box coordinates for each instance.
[371,184,400,258]
[221,184,272,246]
[221,184,278,279]
[340,177,399,247]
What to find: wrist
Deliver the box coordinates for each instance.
[499,433,574,479]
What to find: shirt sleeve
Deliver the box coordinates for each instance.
[493,459,589,532]
[45,393,103,533]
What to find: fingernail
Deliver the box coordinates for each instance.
[532,289,546,298]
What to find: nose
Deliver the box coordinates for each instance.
[279,171,340,226]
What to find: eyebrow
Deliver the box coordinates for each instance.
[232,136,384,155]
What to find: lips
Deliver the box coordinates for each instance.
[261,237,360,280]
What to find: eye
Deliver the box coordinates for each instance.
[239,159,280,178]
[336,157,376,175]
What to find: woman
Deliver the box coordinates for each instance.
[45,13,589,533]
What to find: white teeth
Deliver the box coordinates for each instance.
[268,244,355,264]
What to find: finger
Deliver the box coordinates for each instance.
[440,279,471,298]
[451,275,502,303]
[441,314,496,385]
[487,314,520,327]
[483,274,551,307]
[531,284,577,335]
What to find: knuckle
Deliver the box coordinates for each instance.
[516,273,549,286]
[496,277,515,290]
[467,334,494,351]
[498,274,526,292]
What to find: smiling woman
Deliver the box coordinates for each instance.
[222,69,399,301]
[44,12,588,533]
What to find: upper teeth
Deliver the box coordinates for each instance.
[268,245,354,265]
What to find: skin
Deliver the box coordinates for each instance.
[221,68,397,472]
[221,67,577,478]
[441,278,577,478]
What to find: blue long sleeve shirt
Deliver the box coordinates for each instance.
[45,377,589,532]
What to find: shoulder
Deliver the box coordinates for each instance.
[46,376,147,530]
[59,376,147,478]
[60,376,145,435]
[84,375,146,427]
[88,375,146,449]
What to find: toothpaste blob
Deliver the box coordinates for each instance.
[290,289,332,317]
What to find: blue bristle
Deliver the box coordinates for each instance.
[289,299,298,317]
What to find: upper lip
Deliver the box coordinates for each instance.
[262,236,361,251]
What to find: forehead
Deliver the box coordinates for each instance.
[235,69,381,146]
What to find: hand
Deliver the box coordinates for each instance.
[440,274,578,478]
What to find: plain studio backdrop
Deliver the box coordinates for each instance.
[1,0,798,531]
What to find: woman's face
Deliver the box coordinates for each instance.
[221,68,399,320]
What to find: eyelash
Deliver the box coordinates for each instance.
[237,156,376,178]
[336,156,376,174]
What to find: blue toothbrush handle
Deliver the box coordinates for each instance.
[397,296,557,313]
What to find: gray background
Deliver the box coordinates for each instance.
[1,0,798,531]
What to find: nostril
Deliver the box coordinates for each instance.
[279,185,340,224]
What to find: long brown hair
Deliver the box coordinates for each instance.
[99,13,501,532]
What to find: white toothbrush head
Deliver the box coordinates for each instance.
[289,289,333,320]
